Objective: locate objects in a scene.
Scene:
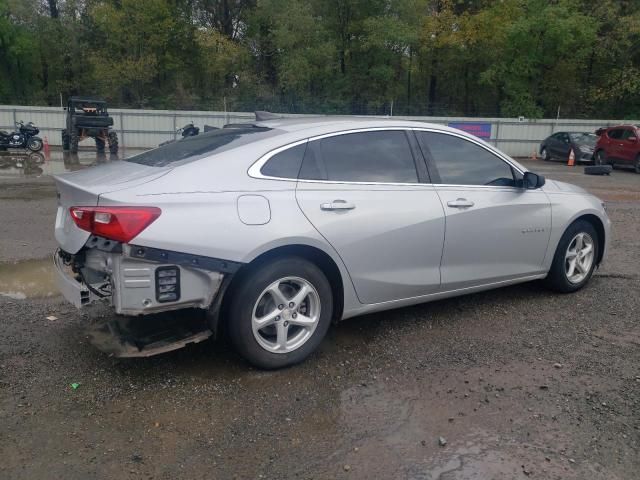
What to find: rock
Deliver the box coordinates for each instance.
[568,458,576,464]
[421,440,426,446]
[438,436,447,447]
[343,464,351,472]
[553,363,563,369]
[131,453,143,463]
[539,385,549,390]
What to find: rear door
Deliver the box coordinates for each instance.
[295,129,445,305]
[618,128,639,163]
[606,129,623,161]
[415,130,551,291]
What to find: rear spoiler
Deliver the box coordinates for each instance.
[595,127,607,136]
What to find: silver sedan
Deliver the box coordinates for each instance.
[53,117,610,368]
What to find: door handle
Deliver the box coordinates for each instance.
[320,200,356,211]
[447,198,475,208]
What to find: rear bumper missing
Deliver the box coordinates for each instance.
[53,250,94,308]
[54,243,239,316]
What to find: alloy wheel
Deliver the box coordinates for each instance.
[251,276,321,354]
[564,232,595,284]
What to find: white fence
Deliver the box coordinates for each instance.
[1,104,636,156]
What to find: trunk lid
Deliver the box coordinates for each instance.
[54,161,170,253]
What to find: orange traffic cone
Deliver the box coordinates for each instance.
[43,136,50,159]
[567,148,575,166]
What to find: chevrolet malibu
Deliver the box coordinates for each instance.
[53,117,610,369]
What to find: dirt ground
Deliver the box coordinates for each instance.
[1,151,639,479]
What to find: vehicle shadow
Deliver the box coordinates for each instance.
[73,279,556,380]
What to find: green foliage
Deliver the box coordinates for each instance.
[0,0,638,117]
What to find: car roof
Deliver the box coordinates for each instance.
[69,96,107,104]
[242,116,465,137]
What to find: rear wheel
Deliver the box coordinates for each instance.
[541,147,550,161]
[227,257,333,369]
[544,220,598,293]
[108,131,118,154]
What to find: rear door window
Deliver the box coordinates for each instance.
[417,131,516,187]
[299,130,419,183]
[125,126,276,167]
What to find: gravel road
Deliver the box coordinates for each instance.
[1,153,638,479]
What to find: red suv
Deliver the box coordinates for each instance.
[594,125,640,173]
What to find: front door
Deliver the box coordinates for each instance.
[415,130,551,291]
[295,129,445,305]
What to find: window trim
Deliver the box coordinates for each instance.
[248,126,525,189]
[250,138,309,180]
[249,127,428,186]
[258,139,308,179]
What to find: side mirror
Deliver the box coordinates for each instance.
[523,172,545,189]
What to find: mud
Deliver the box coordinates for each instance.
[0,156,639,479]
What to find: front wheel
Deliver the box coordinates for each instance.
[226,257,333,369]
[544,220,599,293]
[27,137,43,152]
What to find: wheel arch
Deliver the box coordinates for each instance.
[215,243,348,337]
[575,213,606,266]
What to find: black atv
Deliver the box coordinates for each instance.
[61,97,118,154]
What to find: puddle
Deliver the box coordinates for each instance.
[0,148,147,179]
[0,258,57,300]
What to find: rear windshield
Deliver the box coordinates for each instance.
[125,126,276,167]
[569,133,597,145]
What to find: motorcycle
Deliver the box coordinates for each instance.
[159,122,218,146]
[0,121,44,152]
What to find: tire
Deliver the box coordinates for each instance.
[544,220,599,293]
[635,154,640,174]
[541,147,550,161]
[70,130,79,153]
[61,130,70,151]
[95,137,105,152]
[108,131,118,154]
[594,150,606,166]
[227,257,333,369]
[27,137,43,152]
[584,165,612,176]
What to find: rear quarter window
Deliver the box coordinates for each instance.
[260,143,307,178]
[125,126,277,167]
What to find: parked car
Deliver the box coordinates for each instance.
[53,117,610,369]
[594,125,640,173]
[539,131,596,163]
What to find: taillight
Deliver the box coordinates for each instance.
[69,206,161,243]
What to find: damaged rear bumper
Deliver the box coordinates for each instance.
[54,242,239,316]
[54,241,241,357]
